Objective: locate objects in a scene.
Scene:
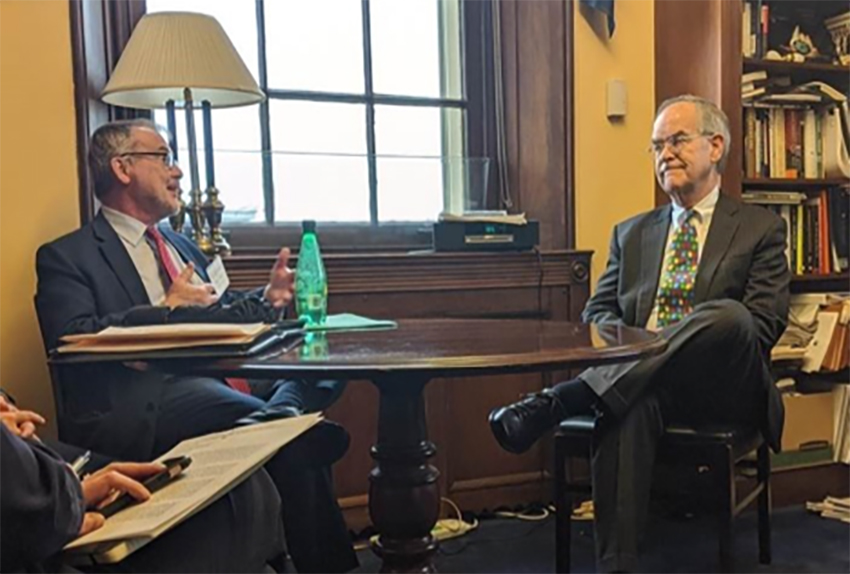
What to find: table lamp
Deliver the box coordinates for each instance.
[101,11,265,254]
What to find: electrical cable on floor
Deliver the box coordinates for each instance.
[354,497,479,552]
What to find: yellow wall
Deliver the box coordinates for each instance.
[1,0,79,430]
[574,0,656,283]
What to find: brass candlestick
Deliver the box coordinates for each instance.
[165,100,187,235]
[200,100,229,255]
[183,88,213,254]
[203,184,231,255]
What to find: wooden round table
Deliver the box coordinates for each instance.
[153,319,667,572]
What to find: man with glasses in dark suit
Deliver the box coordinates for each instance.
[35,119,356,573]
[489,95,789,573]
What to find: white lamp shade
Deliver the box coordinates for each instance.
[102,12,265,109]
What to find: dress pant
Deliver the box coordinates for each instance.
[151,377,358,573]
[558,300,767,572]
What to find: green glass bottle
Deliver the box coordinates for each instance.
[295,220,328,325]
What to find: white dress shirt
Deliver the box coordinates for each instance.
[101,207,203,305]
[645,186,720,331]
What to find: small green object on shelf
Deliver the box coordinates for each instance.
[305,313,397,332]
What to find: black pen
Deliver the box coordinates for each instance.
[98,456,192,519]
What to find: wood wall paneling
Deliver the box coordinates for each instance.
[654,0,743,204]
[501,0,574,250]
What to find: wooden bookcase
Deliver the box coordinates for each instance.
[655,0,849,504]
[656,0,849,295]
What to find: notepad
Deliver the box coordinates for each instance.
[306,313,397,332]
[64,414,322,564]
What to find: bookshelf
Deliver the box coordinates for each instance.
[742,57,850,78]
[738,0,849,292]
[741,2,850,477]
[656,0,849,492]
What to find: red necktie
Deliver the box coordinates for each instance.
[145,227,181,283]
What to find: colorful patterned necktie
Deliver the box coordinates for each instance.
[655,210,699,328]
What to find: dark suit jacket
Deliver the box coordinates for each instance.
[0,427,84,572]
[581,193,790,450]
[34,212,251,459]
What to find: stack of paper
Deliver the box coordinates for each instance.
[806,496,850,524]
[439,211,528,225]
[65,414,322,563]
[57,323,271,354]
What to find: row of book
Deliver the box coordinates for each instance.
[743,189,849,276]
[741,0,769,59]
[741,79,849,179]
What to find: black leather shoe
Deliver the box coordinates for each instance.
[235,405,303,426]
[489,389,566,454]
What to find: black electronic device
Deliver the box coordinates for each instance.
[432,220,540,252]
[99,456,192,518]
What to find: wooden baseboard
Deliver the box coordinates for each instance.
[771,462,849,508]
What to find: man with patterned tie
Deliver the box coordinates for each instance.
[489,95,789,572]
[35,119,357,572]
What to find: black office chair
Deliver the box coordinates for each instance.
[553,415,772,573]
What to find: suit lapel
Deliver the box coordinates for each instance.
[92,212,151,305]
[694,193,740,303]
[637,206,671,325]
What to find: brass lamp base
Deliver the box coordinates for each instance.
[203,185,231,256]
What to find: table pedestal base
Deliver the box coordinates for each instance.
[369,376,440,573]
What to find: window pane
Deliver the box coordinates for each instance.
[272,154,370,223]
[371,0,459,99]
[375,105,444,221]
[146,0,259,80]
[269,100,367,154]
[153,106,265,224]
[269,101,369,222]
[264,0,364,93]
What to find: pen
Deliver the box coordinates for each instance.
[99,456,192,518]
[70,450,91,478]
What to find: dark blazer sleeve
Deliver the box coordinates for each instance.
[0,427,85,571]
[742,214,790,356]
[35,243,168,350]
[582,224,627,326]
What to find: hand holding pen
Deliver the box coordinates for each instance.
[77,461,167,536]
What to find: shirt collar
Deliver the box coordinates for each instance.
[100,206,149,247]
[670,185,720,226]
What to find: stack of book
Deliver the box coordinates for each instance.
[742,81,849,180]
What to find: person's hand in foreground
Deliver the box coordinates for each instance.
[77,462,165,535]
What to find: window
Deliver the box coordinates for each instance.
[146,0,481,244]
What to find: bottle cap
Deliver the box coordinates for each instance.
[302,220,317,233]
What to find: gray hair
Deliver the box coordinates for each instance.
[656,95,731,173]
[89,118,165,199]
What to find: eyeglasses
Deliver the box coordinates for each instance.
[119,151,178,168]
[648,132,714,155]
